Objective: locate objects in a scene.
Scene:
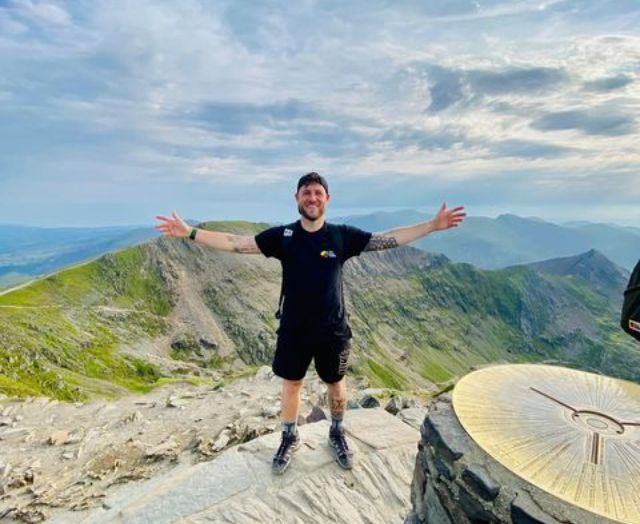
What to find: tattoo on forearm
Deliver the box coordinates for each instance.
[227,235,259,254]
[330,397,346,419]
[364,234,399,251]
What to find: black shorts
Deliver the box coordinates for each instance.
[272,332,351,384]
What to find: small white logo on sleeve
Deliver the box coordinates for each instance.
[283,228,293,237]
[630,319,640,333]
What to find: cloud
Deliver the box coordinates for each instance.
[491,139,575,159]
[467,67,569,95]
[6,1,71,25]
[583,75,634,92]
[378,126,465,151]
[532,106,636,136]
[412,0,481,18]
[426,67,465,112]
[1,0,640,227]
[419,64,570,114]
[24,2,70,24]
[193,99,318,135]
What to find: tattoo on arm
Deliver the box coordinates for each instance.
[227,235,260,254]
[330,397,347,419]
[364,234,399,251]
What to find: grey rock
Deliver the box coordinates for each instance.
[403,397,418,409]
[361,387,386,396]
[461,463,500,501]
[397,407,427,430]
[165,396,186,408]
[211,429,233,452]
[434,456,454,481]
[0,427,31,440]
[48,409,419,524]
[511,491,561,524]
[458,488,497,522]
[359,394,380,408]
[385,396,404,415]
[424,479,453,524]
[421,397,471,463]
[306,405,327,423]
[260,405,280,419]
[255,366,274,381]
[144,439,179,461]
[47,430,72,446]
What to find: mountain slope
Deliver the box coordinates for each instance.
[0,225,159,290]
[525,249,628,300]
[337,211,640,270]
[0,221,637,401]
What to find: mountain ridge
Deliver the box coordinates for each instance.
[336,211,640,270]
[1,220,637,402]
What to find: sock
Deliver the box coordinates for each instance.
[330,415,343,433]
[282,420,297,438]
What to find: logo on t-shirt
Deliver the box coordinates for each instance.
[630,319,640,333]
[320,250,336,259]
[283,228,293,237]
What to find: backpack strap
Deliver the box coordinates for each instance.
[275,223,296,319]
[622,260,640,341]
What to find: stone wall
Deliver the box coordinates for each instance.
[405,394,619,524]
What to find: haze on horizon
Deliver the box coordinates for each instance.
[0,1,638,228]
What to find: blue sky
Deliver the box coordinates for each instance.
[0,0,638,227]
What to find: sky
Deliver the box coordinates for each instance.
[0,0,639,227]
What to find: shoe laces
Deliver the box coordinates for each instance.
[275,433,297,459]
[331,430,350,456]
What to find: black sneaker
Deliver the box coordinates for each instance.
[329,427,353,470]
[272,431,301,475]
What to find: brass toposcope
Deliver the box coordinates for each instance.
[453,364,640,524]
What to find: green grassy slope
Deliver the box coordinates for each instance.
[1,221,637,401]
[0,248,172,400]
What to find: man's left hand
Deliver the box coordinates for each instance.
[433,203,466,231]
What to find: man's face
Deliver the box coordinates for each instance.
[295,182,330,221]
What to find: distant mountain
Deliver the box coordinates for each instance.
[335,211,640,270]
[1,221,637,402]
[0,225,160,291]
[524,249,628,300]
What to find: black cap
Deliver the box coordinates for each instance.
[297,172,328,194]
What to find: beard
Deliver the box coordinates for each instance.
[298,203,324,221]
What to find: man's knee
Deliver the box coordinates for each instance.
[325,378,345,394]
[282,378,304,393]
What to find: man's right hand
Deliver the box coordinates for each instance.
[154,212,261,254]
[155,211,191,238]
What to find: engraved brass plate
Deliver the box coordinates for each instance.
[452,364,640,524]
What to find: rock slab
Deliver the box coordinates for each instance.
[50,408,419,524]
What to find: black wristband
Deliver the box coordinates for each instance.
[189,228,197,240]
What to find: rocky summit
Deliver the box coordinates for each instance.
[49,407,419,524]
[0,366,426,522]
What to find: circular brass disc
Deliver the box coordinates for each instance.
[452,364,640,524]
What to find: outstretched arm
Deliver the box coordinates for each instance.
[364,203,465,252]
[155,211,261,254]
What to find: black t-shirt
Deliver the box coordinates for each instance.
[255,221,372,339]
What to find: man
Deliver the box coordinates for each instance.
[155,172,465,474]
